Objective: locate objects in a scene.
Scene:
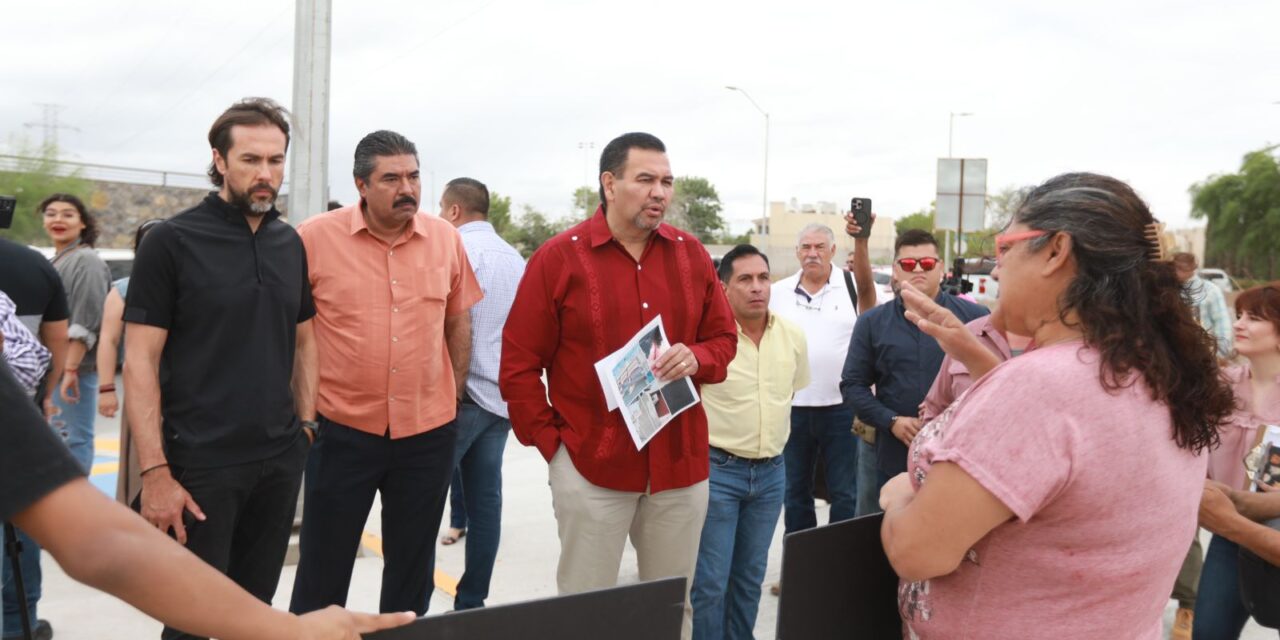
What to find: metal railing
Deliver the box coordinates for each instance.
[0,154,210,189]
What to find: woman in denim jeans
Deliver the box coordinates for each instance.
[41,193,111,472]
[1195,283,1280,640]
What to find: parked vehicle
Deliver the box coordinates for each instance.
[1198,268,1239,293]
[872,266,896,306]
[32,246,135,280]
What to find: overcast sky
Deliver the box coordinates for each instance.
[3,0,1277,233]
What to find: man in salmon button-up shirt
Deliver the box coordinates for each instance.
[500,132,736,640]
[290,130,482,617]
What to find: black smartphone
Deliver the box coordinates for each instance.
[848,197,872,238]
[0,195,16,230]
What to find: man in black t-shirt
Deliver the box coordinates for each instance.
[122,98,318,640]
[0,236,71,640]
[0,362,412,639]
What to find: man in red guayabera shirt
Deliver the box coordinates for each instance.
[500,132,737,640]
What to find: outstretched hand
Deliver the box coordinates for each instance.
[298,606,416,640]
[900,282,1002,379]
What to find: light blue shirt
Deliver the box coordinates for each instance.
[458,221,525,418]
[1186,275,1233,358]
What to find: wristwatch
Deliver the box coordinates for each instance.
[301,420,319,443]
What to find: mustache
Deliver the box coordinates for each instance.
[394,196,418,209]
[250,182,277,197]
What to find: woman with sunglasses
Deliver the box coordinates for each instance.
[1193,282,1280,640]
[879,172,1234,639]
[95,219,165,506]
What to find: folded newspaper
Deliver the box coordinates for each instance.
[594,315,700,450]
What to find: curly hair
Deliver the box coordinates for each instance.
[1013,172,1234,453]
[39,193,98,247]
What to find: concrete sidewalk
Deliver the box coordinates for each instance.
[23,387,1271,639]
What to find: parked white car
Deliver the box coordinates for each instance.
[872,266,896,306]
[31,246,136,281]
[1198,268,1239,293]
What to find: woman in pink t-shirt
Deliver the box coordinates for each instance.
[880,173,1237,639]
[1194,282,1280,639]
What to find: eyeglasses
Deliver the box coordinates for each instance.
[995,230,1050,262]
[896,257,940,272]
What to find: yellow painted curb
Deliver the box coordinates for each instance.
[359,531,459,598]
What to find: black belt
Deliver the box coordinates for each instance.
[460,390,479,406]
[710,446,777,465]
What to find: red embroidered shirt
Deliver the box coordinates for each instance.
[499,209,737,492]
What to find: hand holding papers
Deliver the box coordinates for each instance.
[594,315,701,450]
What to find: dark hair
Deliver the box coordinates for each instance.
[1235,282,1280,335]
[39,194,98,247]
[207,97,291,187]
[717,244,769,283]
[133,218,165,251]
[443,177,490,217]
[327,200,344,211]
[894,228,939,256]
[598,132,666,212]
[1013,172,1233,453]
[1171,252,1198,270]
[353,130,418,182]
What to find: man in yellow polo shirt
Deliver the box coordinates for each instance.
[691,244,809,640]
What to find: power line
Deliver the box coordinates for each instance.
[111,2,292,151]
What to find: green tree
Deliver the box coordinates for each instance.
[985,185,1027,229]
[488,191,512,235]
[572,186,600,218]
[895,207,934,235]
[718,230,753,245]
[1190,145,1280,279]
[670,176,725,243]
[0,145,94,245]
[502,205,573,258]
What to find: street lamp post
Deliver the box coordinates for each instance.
[726,86,770,222]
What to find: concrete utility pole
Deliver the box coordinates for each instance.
[287,0,332,223]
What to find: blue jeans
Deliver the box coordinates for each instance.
[50,370,97,472]
[1193,534,1253,640]
[782,405,857,533]
[3,373,94,635]
[854,438,881,517]
[448,403,510,610]
[692,448,784,640]
[448,469,467,530]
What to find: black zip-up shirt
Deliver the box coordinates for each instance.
[124,193,315,469]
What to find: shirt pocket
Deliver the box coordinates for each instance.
[413,266,449,306]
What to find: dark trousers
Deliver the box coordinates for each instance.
[162,435,308,640]
[782,404,858,534]
[290,416,457,616]
[447,403,510,610]
[1193,535,1252,640]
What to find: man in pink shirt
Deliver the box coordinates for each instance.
[290,130,483,617]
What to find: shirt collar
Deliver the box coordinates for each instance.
[588,206,679,248]
[459,220,494,234]
[203,191,281,228]
[346,202,430,239]
[735,312,776,333]
[792,264,838,301]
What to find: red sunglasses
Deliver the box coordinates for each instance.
[896,257,940,272]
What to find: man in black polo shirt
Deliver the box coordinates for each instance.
[0,236,70,640]
[0,363,413,639]
[123,97,318,640]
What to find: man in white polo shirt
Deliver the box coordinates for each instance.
[769,222,876,537]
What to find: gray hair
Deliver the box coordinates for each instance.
[353,130,418,182]
[796,223,836,247]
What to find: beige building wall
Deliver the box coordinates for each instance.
[749,200,897,277]
[1169,226,1207,266]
